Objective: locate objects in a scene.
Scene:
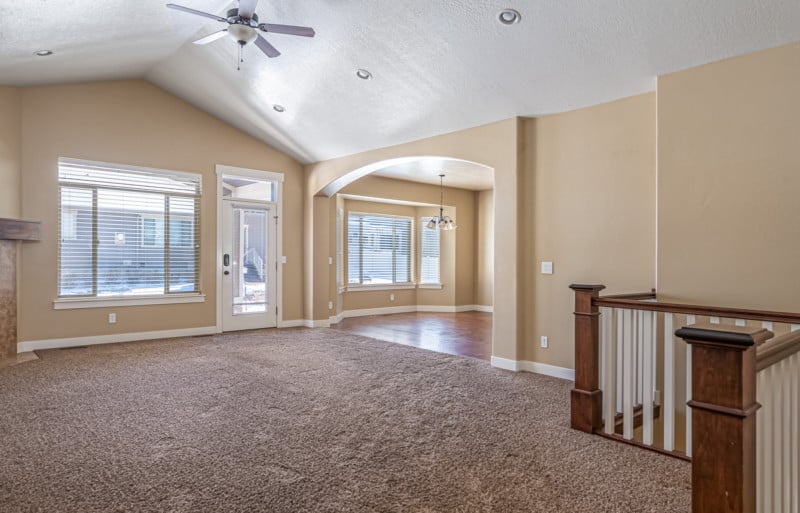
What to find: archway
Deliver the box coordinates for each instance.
[303,117,521,365]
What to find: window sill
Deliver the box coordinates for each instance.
[418,283,443,290]
[346,284,416,292]
[53,293,206,310]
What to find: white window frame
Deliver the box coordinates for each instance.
[419,217,442,288]
[346,211,414,290]
[54,157,204,310]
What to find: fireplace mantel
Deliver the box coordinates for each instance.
[0,218,40,241]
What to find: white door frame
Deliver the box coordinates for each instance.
[215,165,284,332]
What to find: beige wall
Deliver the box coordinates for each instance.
[16,80,304,342]
[658,42,800,311]
[337,196,459,311]
[521,93,657,368]
[476,190,494,307]
[0,87,21,219]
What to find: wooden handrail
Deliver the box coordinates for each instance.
[756,330,800,372]
[594,296,800,325]
[599,290,656,300]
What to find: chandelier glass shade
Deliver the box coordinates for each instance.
[427,174,456,231]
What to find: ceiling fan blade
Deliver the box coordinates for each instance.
[193,30,228,45]
[238,0,260,20]
[258,23,315,37]
[254,35,281,58]
[166,3,227,23]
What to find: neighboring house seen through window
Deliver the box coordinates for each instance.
[420,217,441,284]
[347,213,412,286]
[58,158,201,298]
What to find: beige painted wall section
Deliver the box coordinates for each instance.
[476,189,494,307]
[18,80,304,342]
[658,42,800,311]
[523,93,657,368]
[0,87,21,219]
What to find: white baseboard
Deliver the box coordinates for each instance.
[329,312,345,325]
[343,305,417,318]
[17,326,219,353]
[471,305,494,313]
[343,304,493,318]
[490,356,520,372]
[304,319,331,328]
[278,319,306,328]
[491,357,575,381]
[520,361,576,381]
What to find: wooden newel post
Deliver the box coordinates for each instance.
[569,284,605,433]
[675,324,772,513]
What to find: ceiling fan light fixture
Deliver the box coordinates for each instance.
[33,50,53,57]
[356,69,372,80]
[228,23,258,45]
[498,8,521,25]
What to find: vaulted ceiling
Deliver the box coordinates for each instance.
[2,0,800,168]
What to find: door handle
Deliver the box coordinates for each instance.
[223,254,230,266]
[224,270,230,276]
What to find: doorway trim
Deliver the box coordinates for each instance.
[215,164,285,332]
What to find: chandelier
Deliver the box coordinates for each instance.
[426,174,456,231]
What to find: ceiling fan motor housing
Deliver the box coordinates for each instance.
[226,9,259,25]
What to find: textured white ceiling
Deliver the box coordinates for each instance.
[2,0,800,169]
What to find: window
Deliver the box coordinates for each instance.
[58,158,201,298]
[348,213,412,286]
[420,218,441,284]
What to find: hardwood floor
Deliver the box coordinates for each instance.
[330,311,492,361]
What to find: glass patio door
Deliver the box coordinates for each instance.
[221,201,276,330]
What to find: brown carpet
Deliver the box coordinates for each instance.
[0,328,690,512]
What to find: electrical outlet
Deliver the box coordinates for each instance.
[108,313,117,324]
[328,301,333,310]
[328,256,333,265]
[389,293,395,301]
[540,336,548,348]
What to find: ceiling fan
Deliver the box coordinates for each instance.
[166,0,315,62]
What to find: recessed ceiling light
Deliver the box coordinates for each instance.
[273,104,285,113]
[355,69,372,80]
[498,9,521,25]
[33,50,53,57]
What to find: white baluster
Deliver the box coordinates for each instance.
[663,313,675,452]
[642,310,654,446]
[622,309,634,440]
[792,354,799,513]
[604,308,617,435]
[685,343,692,457]
[791,324,800,332]
[735,318,746,327]
[616,309,623,415]
[781,359,791,511]
[762,321,773,331]
[710,316,720,324]
[757,368,767,513]
[687,314,696,326]
[637,310,644,405]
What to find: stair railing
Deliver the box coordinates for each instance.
[570,284,800,513]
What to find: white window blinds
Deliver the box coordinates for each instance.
[347,213,412,285]
[58,158,201,298]
[420,218,441,284]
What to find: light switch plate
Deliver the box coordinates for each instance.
[541,261,553,274]
[540,336,548,348]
